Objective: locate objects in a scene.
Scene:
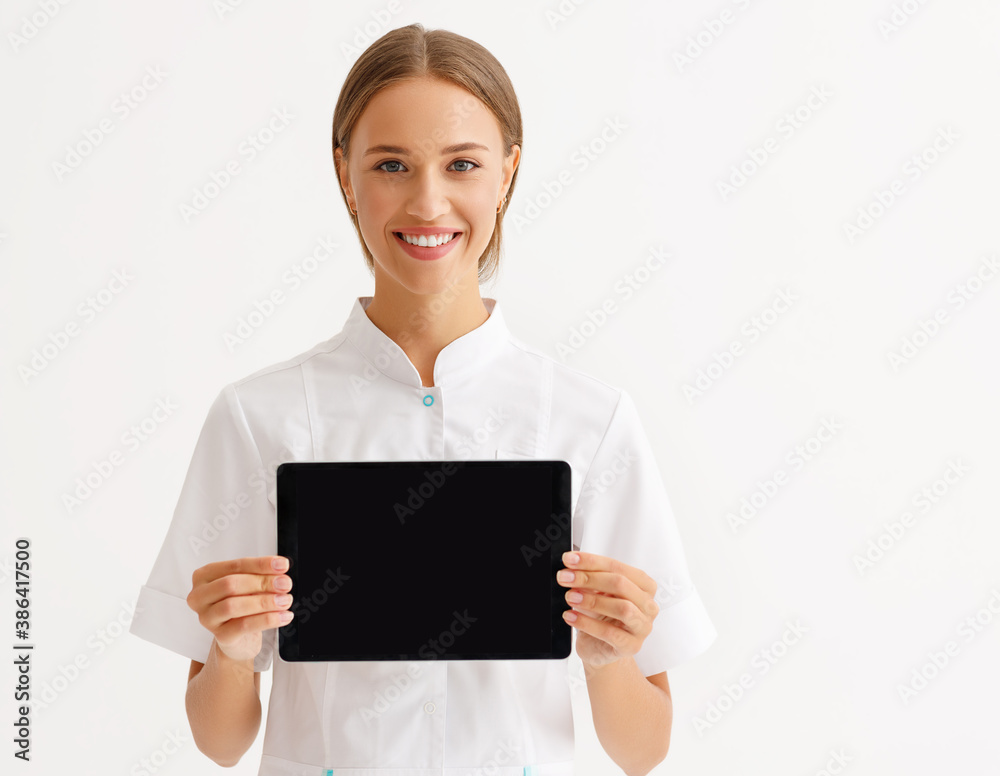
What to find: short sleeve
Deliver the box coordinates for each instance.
[129,383,277,672]
[574,389,717,676]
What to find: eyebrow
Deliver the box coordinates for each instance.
[362,142,490,157]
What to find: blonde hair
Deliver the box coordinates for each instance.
[332,23,523,285]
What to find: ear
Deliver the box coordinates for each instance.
[334,146,355,208]
[499,143,520,201]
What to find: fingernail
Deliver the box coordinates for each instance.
[273,557,288,570]
[279,611,294,623]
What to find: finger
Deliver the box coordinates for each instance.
[562,551,657,596]
[197,570,293,608]
[564,588,652,634]
[200,587,294,634]
[187,562,293,613]
[215,608,295,644]
[563,607,635,651]
[192,555,289,588]
[557,567,646,605]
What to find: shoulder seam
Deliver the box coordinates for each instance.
[575,387,627,515]
[230,331,350,389]
[504,338,624,395]
[224,383,265,470]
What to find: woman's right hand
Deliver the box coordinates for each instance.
[186,556,294,663]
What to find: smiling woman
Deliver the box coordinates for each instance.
[336,77,517,283]
[130,21,717,776]
[332,24,522,285]
[330,28,524,387]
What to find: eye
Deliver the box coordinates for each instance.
[376,160,405,173]
[374,159,480,174]
[450,159,480,172]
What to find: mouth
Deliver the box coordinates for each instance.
[393,231,461,248]
[392,230,463,261]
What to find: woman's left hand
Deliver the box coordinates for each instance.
[556,551,660,669]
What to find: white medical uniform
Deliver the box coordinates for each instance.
[130,295,717,776]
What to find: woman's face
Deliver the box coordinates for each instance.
[337,76,519,297]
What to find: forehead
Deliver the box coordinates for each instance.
[353,77,502,156]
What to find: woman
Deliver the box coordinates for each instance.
[130,23,716,775]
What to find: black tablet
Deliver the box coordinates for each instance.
[276,460,572,662]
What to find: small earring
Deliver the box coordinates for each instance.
[496,195,506,214]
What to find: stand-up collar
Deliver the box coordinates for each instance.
[342,295,510,388]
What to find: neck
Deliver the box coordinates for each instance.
[363,275,491,371]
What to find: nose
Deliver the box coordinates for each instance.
[405,165,451,222]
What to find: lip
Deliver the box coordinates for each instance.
[393,229,462,261]
[393,226,463,235]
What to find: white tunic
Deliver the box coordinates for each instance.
[130,295,717,775]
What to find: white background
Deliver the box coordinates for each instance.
[2,0,999,773]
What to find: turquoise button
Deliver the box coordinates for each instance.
[423,394,434,406]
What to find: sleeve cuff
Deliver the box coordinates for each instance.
[634,589,718,676]
[129,585,274,672]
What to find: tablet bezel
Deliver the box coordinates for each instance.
[275,460,572,662]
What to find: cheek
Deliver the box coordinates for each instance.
[464,187,499,227]
[355,182,394,217]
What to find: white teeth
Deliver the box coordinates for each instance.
[399,232,455,247]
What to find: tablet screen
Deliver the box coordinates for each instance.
[276,460,572,662]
